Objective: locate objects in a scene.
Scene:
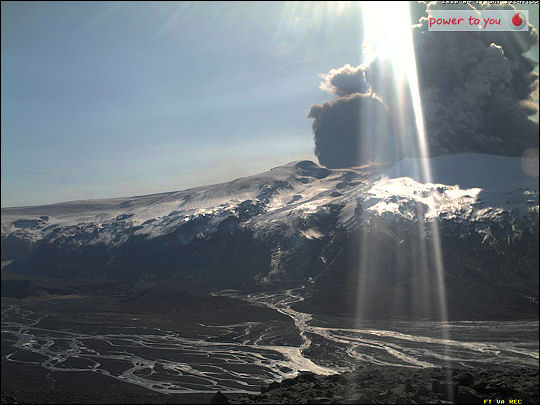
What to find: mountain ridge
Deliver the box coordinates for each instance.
[2,153,538,320]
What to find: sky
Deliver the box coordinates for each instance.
[1,2,539,207]
[2,1,372,207]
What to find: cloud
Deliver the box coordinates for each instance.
[308,93,396,168]
[309,1,539,168]
[319,64,371,97]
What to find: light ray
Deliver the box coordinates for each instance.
[357,3,451,395]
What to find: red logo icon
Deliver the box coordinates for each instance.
[512,12,522,26]
[510,12,526,30]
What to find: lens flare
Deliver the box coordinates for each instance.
[357,3,451,396]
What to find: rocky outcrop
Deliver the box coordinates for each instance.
[232,366,539,404]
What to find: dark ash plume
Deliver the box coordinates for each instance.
[308,93,395,168]
[309,1,539,168]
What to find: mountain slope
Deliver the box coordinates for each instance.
[2,153,538,319]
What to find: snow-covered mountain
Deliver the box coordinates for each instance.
[2,153,538,319]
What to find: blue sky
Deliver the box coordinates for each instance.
[2,2,538,207]
[2,2,372,207]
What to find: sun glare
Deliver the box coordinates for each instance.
[358,5,451,393]
[361,2,414,72]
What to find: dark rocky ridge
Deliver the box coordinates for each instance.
[294,212,539,320]
[231,366,539,404]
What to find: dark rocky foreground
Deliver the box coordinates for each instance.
[2,366,537,404]
[231,366,539,404]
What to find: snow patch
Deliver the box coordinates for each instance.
[301,228,324,240]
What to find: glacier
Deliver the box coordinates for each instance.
[1,153,538,320]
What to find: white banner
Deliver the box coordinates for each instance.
[427,10,529,31]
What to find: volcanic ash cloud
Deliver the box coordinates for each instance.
[309,2,539,169]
